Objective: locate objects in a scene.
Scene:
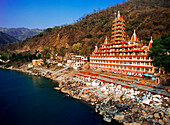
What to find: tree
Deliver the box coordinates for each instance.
[52,46,57,58]
[44,28,53,33]
[79,45,91,56]
[72,43,82,55]
[140,40,149,46]
[149,34,170,73]
[46,52,50,59]
[26,54,33,62]
[41,48,51,59]
[24,54,37,62]
[1,52,12,60]
[57,46,66,59]
[13,54,23,61]
[38,54,41,59]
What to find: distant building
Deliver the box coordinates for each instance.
[71,55,88,69]
[67,60,73,64]
[90,11,155,80]
[28,63,33,68]
[32,59,42,66]
[58,63,63,66]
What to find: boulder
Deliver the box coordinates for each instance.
[95,108,98,113]
[115,103,122,109]
[124,122,141,125]
[154,113,160,119]
[159,112,164,118]
[141,110,147,114]
[114,114,125,121]
[158,119,164,125]
[148,111,154,115]
[103,116,112,122]
[165,108,170,113]
[147,115,154,119]
[128,118,132,122]
[132,108,139,113]
[134,117,140,122]
[163,117,169,123]
[99,110,104,115]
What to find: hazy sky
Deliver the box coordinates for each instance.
[0,0,125,29]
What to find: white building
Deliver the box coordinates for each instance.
[71,55,88,69]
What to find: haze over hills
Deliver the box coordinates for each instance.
[0,27,43,41]
[0,31,19,45]
[1,0,170,55]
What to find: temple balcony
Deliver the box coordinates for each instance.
[112,30,125,34]
[112,34,125,37]
[104,41,127,46]
[89,58,152,63]
[89,54,148,58]
[112,22,125,26]
[90,62,153,69]
[112,27,125,30]
[113,38,125,41]
[113,19,125,23]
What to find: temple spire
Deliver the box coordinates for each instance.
[111,11,126,42]
[104,36,108,44]
[117,11,120,20]
[94,45,98,53]
[150,36,153,43]
[148,36,153,49]
[114,12,117,20]
[130,29,137,42]
[134,30,136,41]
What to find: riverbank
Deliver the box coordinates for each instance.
[1,64,170,124]
[0,68,107,125]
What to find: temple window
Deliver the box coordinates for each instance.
[129,67,132,70]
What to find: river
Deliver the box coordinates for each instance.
[0,69,120,125]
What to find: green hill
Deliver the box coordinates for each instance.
[1,0,170,56]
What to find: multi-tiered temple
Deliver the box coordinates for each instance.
[90,11,154,78]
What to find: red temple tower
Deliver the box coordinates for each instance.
[90,11,154,78]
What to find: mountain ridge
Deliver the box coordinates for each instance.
[0,27,43,41]
[0,31,19,45]
[1,0,170,55]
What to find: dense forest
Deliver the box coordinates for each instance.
[149,34,170,73]
[1,0,170,57]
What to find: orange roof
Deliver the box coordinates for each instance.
[104,36,108,44]
[149,36,153,49]
[130,30,138,42]
[94,45,98,53]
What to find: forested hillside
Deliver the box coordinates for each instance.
[2,0,170,56]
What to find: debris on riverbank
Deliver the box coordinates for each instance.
[57,75,170,124]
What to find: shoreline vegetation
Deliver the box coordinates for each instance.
[0,64,169,125]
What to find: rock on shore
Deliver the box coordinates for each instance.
[1,65,170,125]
